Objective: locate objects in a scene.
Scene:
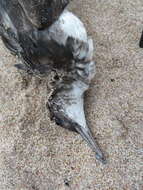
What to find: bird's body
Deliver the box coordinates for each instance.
[0,0,106,163]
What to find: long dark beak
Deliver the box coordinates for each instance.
[75,124,107,164]
[139,31,143,48]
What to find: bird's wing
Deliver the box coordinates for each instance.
[0,0,71,73]
[18,0,70,29]
[16,31,74,75]
[0,0,25,54]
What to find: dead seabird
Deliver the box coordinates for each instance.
[0,0,106,164]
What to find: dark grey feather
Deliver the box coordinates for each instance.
[18,0,70,29]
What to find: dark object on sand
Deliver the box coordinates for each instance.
[139,31,143,48]
[0,0,106,163]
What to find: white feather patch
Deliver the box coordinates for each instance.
[49,10,88,45]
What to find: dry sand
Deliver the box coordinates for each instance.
[0,0,143,189]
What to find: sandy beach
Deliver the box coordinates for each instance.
[0,0,143,189]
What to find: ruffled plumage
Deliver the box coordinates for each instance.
[0,0,106,163]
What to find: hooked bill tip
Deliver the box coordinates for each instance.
[95,154,107,164]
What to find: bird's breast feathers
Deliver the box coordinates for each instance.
[48,10,88,46]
